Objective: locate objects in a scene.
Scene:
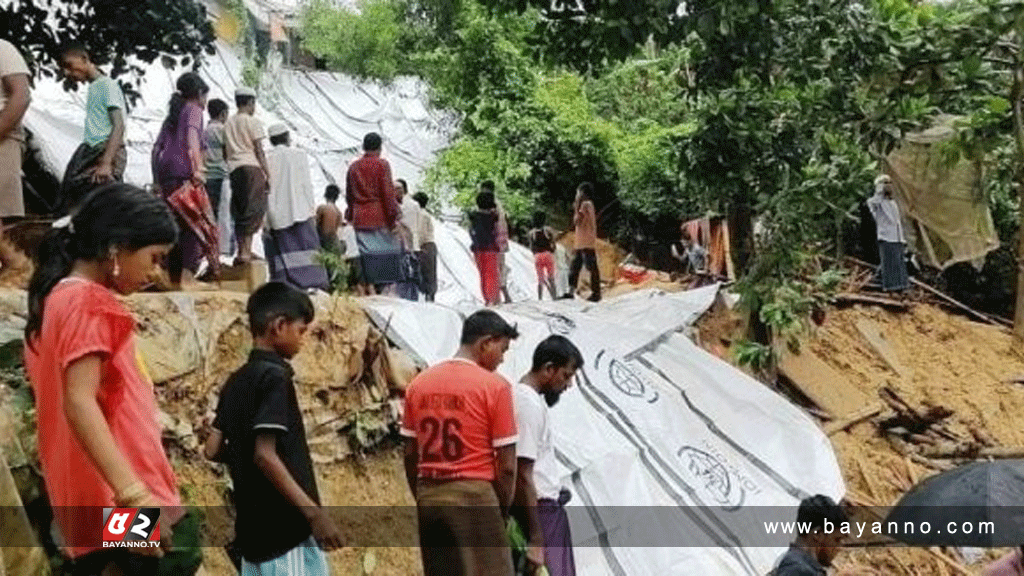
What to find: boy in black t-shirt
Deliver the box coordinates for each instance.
[205,282,343,573]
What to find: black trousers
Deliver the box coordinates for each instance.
[568,248,601,300]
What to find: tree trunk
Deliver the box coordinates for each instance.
[727,198,755,275]
[1011,37,1024,338]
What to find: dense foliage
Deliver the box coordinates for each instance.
[301,0,401,80]
[301,0,1024,333]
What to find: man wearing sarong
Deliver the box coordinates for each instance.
[413,192,437,302]
[513,336,582,576]
[867,174,909,292]
[345,132,400,295]
[395,178,421,301]
[57,43,127,215]
[263,123,328,291]
[225,86,269,265]
[0,40,31,284]
[402,310,519,576]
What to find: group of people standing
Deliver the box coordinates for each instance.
[152,77,334,292]
[472,180,603,305]
[315,132,438,301]
[19,171,580,576]
[0,35,441,298]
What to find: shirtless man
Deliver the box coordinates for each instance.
[316,184,343,253]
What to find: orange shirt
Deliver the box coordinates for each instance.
[574,200,596,249]
[24,279,181,558]
[400,358,517,481]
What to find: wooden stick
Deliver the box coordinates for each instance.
[908,453,955,471]
[835,292,911,310]
[804,405,833,421]
[910,277,1010,328]
[826,404,885,435]
[927,446,1024,460]
[879,386,917,415]
[904,456,918,485]
[856,457,884,503]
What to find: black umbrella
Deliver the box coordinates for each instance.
[885,460,1024,547]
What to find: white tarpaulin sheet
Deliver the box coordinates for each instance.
[364,286,845,575]
[24,41,452,195]
[22,39,453,252]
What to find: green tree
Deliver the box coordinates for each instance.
[300,0,402,81]
[904,0,1024,334]
[0,0,216,102]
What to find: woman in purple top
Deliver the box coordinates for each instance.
[152,72,209,288]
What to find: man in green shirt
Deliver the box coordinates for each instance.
[57,42,127,214]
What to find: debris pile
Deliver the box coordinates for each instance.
[699,277,1024,575]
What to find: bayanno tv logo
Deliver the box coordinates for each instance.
[101,507,161,549]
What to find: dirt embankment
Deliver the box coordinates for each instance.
[0,289,420,576]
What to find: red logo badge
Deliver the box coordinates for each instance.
[102,507,161,548]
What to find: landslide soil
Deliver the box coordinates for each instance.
[698,301,1024,575]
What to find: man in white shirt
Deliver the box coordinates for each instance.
[0,40,31,284]
[262,123,328,291]
[412,192,437,302]
[866,174,909,292]
[395,178,421,300]
[225,86,269,265]
[514,335,583,576]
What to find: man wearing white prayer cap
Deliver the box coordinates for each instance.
[866,173,909,292]
[224,86,269,265]
[267,123,288,139]
[263,121,329,290]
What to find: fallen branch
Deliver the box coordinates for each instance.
[835,292,911,311]
[908,453,955,472]
[918,441,984,459]
[927,446,1024,460]
[844,256,1011,328]
[804,405,833,421]
[910,277,1008,327]
[825,404,884,435]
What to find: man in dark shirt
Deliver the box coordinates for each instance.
[205,282,343,572]
[775,495,848,576]
[469,190,500,305]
